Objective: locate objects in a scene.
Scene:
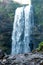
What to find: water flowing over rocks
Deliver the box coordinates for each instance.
[0,49,43,65]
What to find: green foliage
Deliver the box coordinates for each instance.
[0,1,21,23]
[32,0,43,24]
[37,42,43,51]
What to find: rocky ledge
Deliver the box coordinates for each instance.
[0,49,43,65]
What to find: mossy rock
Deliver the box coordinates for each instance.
[36,42,43,51]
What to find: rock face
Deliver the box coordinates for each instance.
[0,50,43,65]
[0,1,21,54]
[0,1,13,54]
[31,25,43,49]
[0,49,5,59]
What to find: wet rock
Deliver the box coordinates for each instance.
[0,50,43,65]
[24,53,29,57]
[0,49,5,59]
[40,60,43,65]
[3,55,9,59]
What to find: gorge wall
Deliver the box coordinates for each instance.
[0,0,43,54]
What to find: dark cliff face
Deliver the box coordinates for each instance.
[0,1,21,54]
[31,0,43,49]
[0,0,43,54]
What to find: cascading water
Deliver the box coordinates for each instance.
[11,1,34,55]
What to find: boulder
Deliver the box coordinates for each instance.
[40,60,43,65]
[0,49,5,59]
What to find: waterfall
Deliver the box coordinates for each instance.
[11,2,34,55]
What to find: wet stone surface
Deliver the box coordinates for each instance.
[0,50,43,65]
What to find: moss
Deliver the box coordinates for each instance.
[36,42,43,51]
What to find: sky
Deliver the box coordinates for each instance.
[13,0,31,4]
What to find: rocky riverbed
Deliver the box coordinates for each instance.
[0,49,43,65]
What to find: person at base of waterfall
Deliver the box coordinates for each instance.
[29,41,34,51]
